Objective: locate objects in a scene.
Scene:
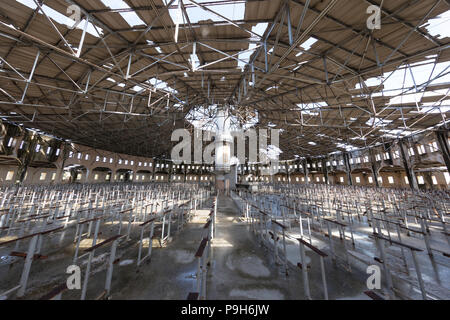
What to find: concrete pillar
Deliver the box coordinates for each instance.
[371,165,380,187]
[55,165,64,184]
[69,169,77,183]
[369,149,380,187]
[398,140,419,190]
[343,153,353,186]
[423,171,435,190]
[322,158,329,185]
[286,162,290,183]
[152,163,156,181]
[435,130,450,174]
[15,133,38,184]
[168,164,172,183]
[84,168,90,183]
[303,159,309,184]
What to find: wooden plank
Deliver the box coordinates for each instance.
[364,290,384,300]
[323,217,347,227]
[78,216,105,225]
[0,226,64,245]
[271,219,287,229]
[83,235,123,253]
[370,234,423,252]
[139,217,157,226]
[39,283,67,300]
[297,238,328,257]
[119,207,134,214]
[10,251,48,260]
[195,238,208,258]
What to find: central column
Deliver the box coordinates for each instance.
[214,108,233,195]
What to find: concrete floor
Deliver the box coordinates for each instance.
[110,195,371,300]
[206,195,370,300]
[4,194,444,300]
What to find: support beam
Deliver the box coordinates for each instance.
[369,149,380,187]
[303,159,309,184]
[435,130,450,174]
[398,140,419,190]
[343,153,353,186]
[15,133,38,184]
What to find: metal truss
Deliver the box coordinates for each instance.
[0,0,448,159]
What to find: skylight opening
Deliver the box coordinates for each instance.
[238,43,256,70]
[266,85,278,91]
[379,129,413,137]
[16,0,102,38]
[355,61,450,103]
[296,101,327,115]
[350,136,366,141]
[237,22,266,69]
[164,0,245,24]
[185,105,218,130]
[147,78,178,94]
[296,37,318,57]
[190,52,200,71]
[366,117,393,127]
[421,9,450,39]
[252,23,268,37]
[100,0,145,27]
[302,110,319,116]
[132,85,145,92]
[103,63,114,69]
[293,61,308,72]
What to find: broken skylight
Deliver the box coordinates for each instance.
[237,23,268,70]
[355,60,450,112]
[296,37,318,57]
[147,78,178,94]
[100,0,145,27]
[164,0,245,24]
[421,9,450,39]
[15,0,102,37]
[132,85,145,92]
[366,117,393,127]
[296,101,327,116]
